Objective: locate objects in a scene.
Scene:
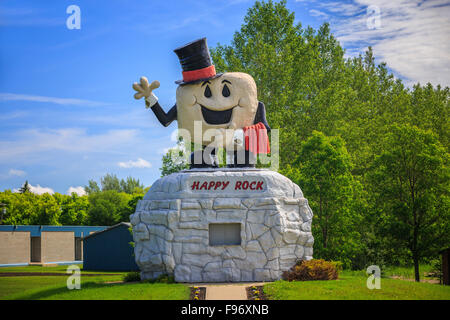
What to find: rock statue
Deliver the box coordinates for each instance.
[132,38,270,168]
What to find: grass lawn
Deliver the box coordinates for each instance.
[0,265,124,274]
[0,265,190,300]
[2,279,190,300]
[383,264,436,279]
[264,270,450,300]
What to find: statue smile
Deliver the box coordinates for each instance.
[200,104,235,125]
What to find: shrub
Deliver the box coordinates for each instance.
[123,271,141,282]
[282,259,340,281]
[154,273,175,284]
[142,273,175,284]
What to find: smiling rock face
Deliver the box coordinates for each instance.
[176,72,258,147]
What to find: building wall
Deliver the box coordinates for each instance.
[41,231,74,262]
[83,225,138,271]
[0,231,30,264]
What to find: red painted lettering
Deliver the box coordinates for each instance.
[221,181,230,190]
[191,181,199,190]
[208,181,215,190]
[214,181,222,190]
[250,181,256,190]
[235,181,242,190]
[200,182,208,190]
[256,181,264,190]
[242,181,249,190]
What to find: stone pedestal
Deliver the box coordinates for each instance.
[130,168,314,282]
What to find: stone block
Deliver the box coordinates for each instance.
[213,198,243,209]
[254,268,272,281]
[174,264,191,282]
[180,209,202,222]
[247,210,266,224]
[133,223,149,242]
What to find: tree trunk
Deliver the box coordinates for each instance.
[413,252,420,282]
[413,226,420,282]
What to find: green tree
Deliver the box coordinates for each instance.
[0,190,36,225]
[370,124,449,281]
[87,190,131,226]
[283,131,361,267]
[86,174,145,194]
[58,193,89,225]
[31,193,61,225]
[19,180,31,194]
[119,194,144,222]
[119,176,144,194]
[160,138,189,176]
[101,174,121,192]
[84,180,100,195]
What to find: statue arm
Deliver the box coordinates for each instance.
[146,101,177,127]
[253,101,271,132]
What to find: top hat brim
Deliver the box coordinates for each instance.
[175,73,223,86]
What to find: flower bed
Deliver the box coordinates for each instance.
[246,285,267,300]
[189,286,206,300]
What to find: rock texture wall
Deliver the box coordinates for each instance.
[130,169,314,282]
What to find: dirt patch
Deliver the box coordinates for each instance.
[190,286,206,300]
[0,272,121,277]
[389,276,440,284]
[246,285,267,300]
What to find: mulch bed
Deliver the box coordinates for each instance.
[190,286,206,300]
[246,285,268,300]
[0,272,121,277]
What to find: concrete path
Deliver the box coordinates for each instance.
[190,282,266,300]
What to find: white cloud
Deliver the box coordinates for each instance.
[13,183,54,194]
[309,9,329,19]
[318,1,363,16]
[0,128,138,161]
[67,186,86,196]
[118,158,151,169]
[30,184,54,195]
[0,93,108,107]
[0,111,28,120]
[8,169,26,177]
[320,0,450,86]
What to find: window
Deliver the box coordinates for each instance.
[209,223,241,246]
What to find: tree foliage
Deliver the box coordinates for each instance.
[85,174,145,195]
[369,125,449,281]
[282,131,362,268]
[160,138,189,177]
[18,180,31,194]
[210,0,449,273]
[0,174,147,226]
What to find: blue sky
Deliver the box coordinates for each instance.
[0,0,449,194]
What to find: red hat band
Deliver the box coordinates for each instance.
[182,65,216,83]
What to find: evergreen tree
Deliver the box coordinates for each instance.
[19,180,31,194]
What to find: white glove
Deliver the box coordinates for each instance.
[132,76,160,108]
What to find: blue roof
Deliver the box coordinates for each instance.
[0,225,107,237]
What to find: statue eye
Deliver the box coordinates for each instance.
[222,84,230,97]
[204,85,212,98]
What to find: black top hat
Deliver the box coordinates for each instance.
[174,38,222,85]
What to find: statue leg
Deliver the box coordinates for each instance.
[228,149,256,168]
[190,146,219,168]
